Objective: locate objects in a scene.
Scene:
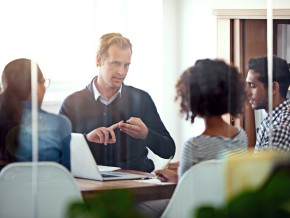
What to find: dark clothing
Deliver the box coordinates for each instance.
[59,77,175,172]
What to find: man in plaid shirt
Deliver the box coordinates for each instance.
[246,55,290,153]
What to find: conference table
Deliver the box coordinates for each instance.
[75,170,177,202]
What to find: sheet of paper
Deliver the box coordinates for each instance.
[135,178,176,185]
[98,165,121,172]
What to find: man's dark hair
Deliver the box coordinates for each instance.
[248,55,290,98]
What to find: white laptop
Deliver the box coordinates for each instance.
[70,133,149,181]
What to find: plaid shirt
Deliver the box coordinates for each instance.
[255,99,290,153]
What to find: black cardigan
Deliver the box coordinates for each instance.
[59,77,175,172]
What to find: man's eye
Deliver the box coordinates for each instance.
[247,83,256,88]
[112,62,120,66]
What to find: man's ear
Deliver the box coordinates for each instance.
[96,54,102,67]
[272,81,280,95]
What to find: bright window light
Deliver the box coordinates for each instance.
[0,0,163,109]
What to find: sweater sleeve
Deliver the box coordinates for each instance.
[59,97,73,123]
[59,94,80,133]
[143,95,176,159]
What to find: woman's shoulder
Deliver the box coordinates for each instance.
[39,109,72,132]
[185,128,247,145]
[184,136,210,148]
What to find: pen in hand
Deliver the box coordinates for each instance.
[155,156,173,179]
[161,155,173,169]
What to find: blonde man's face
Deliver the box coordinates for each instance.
[97,44,131,92]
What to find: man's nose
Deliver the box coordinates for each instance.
[118,65,127,75]
[245,86,251,96]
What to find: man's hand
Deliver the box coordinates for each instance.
[118,117,148,139]
[86,123,119,145]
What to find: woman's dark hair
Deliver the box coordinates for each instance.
[0,58,43,164]
[175,58,246,123]
[248,55,290,99]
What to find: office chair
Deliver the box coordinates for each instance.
[0,162,83,218]
[161,160,226,218]
[160,152,288,218]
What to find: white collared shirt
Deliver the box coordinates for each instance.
[93,77,122,105]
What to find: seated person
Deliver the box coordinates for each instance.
[0,58,71,170]
[245,55,290,153]
[59,33,176,172]
[138,59,248,217]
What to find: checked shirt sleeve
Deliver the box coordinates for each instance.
[258,124,290,153]
[270,125,290,152]
[255,100,290,154]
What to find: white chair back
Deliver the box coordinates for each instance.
[161,160,226,218]
[0,162,83,218]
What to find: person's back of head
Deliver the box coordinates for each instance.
[0,58,43,164]
[175,58,246,123]
[2,59,42,100]
[1,58,44,117]
[97,32,132,58]
[248,55,290,99]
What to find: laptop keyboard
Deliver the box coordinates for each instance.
[101,173,119,178]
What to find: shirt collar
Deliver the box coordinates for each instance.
[92,77,122,101]
[265,99,290,123]
[272,99,290,114]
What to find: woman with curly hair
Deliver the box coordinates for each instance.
[137,59,248,218]
[175,58,248,177]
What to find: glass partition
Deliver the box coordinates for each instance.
[1,0,290,217]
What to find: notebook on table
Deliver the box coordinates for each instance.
[70,133,149,181]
